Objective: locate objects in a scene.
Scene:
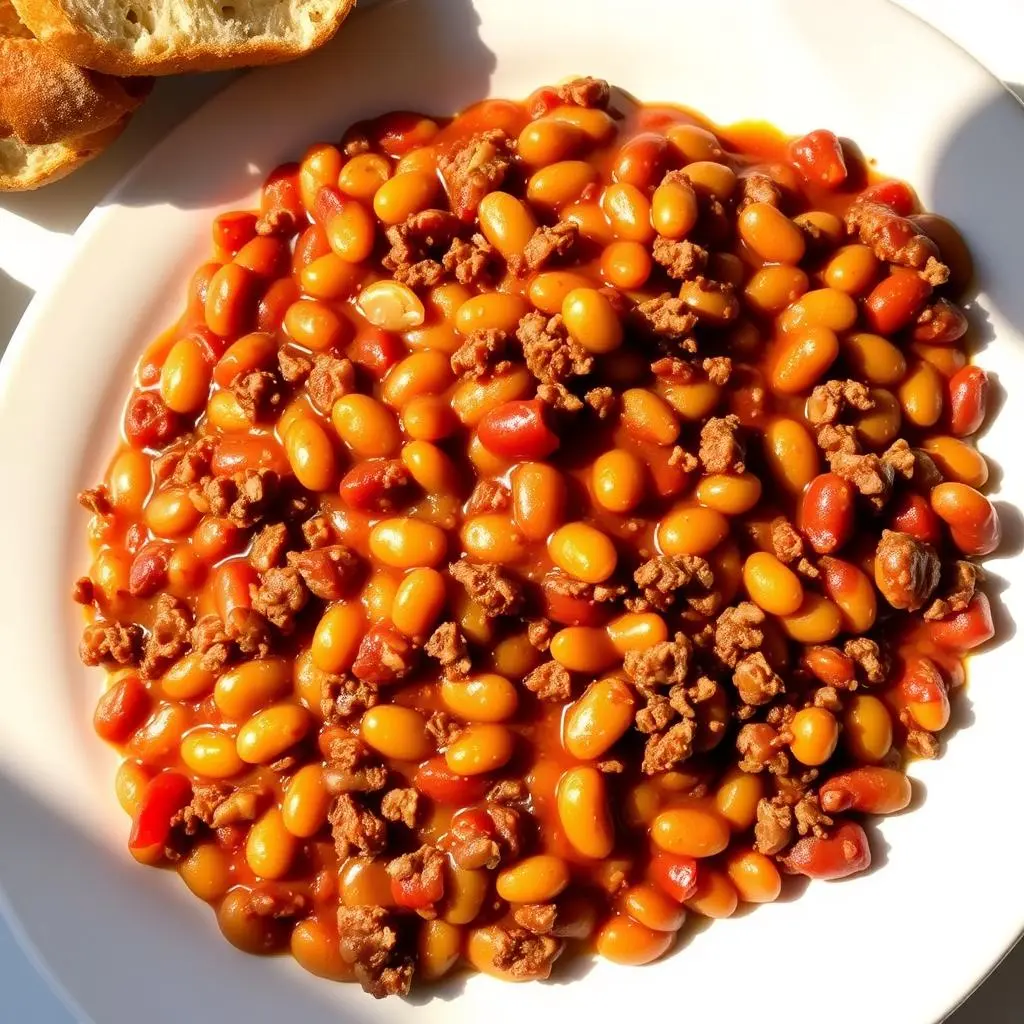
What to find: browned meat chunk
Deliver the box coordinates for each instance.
[771,517,805,564]
[286,545,359,601]
[337,905,413,999]
[329,794,387,858]
[699,415,744,474]
[441,233,499,284]
[465,479,511,516]
[439,130,513,220]
[381,787,420,828]
[874,530,941,611]
[739,171,783,210]
[424,621,471,678]
[250,567,308,632]
[652,237,707,280]
[556,76,610,108]
[585,386,616,418]
[511,222,579,276]
[714,602,765,668]
[277,347,312,384]
[924,560,981,621]
[702,356,733,385]
[843,637,887,685]
[323,735,388,794]
[634,293,698,339]
[624,633,692,688]
[385,845,445,916]
[806,379,874,426]
[448,560,523,617]
[514,903,558,935]
[733,652,783,706]
[231,370,281,422]
[306,355,354,413]
[524,661,572,702]
[828,450,894,509]
[516,311,593,386]
[487,926,562,980]
[140,594,192,679]
[249,522,289,572]
[322,675,380,724]
[633,554,715,613]
[754,797,793,855]
[846,200,949,284]
[642,720,696,774]
[80,620,144,667]
[450,328,513,380]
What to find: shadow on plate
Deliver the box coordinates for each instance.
[0,270,33,361]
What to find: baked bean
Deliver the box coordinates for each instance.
[299,143,344,212]
[284,418,337,492]
[620,882,687,933]
[192,517,242,566]
[205,390,250,432]
[372,171,439,224]
[369,517,448,569]
[651,807,730,858]
[451,366,533,428]
[726,849,782,904]
[331,394,400,457]
[547,103,616,143]
[661,380,721,421]
[922,436,988,488]
[461,514,527,564]
[237,704,311,764]
[763,418,819,495]
[898,360,944,428]
[284,298,348,351]
[622,388,680,444]
[145,488,201,538]
[823,244,879,294]
[800,473,855,554]
[160,338,212,414]
[527,160,599,209]
[180,843,233,902]
[843,694,893,762]
[738,202,805,263]
[107,449,151,516]
[928,591,995,652]
[416,920,461,982]
[456,293,530,336]
[784,822,871,880]
[793,210,844,247]
[548,522,618,583]
[401,439,460,494]
[550,626,618,673]
[561,201,616,245]
[293,920,353,981]
[478,191,538,262]
[381,351,452,409]
[865,268,931,334]
[930,481,1001,555]
[517,117,584,165]
[682,160,736,199]
[361,705,432,761]
[467,433,512,478]
[389,567,446,638]
[441,674,518,723]
[601,182,655,243]
[780,593,842,644]
[683,869,738,919]
[214,658,291,721]
[562,288,624,353]
[678,278,740,324]
[744,265,809,316]
[528,270,596,314]
[324,202,376,264]
[842,332,907,385]
[217,887,289,953]
[234,236,288,279]
[599,240,653,289]
[298,255,363,305]
[779,287,857,334]
[440,862,489,925]
[855,387,902,449]
[657,506,729,556]
[312,602,365,673]
[282,764,331,837]
[948,365,988,437]
[667,123,723,162]
[607,613,668,654]
[181,725,245,779]
[467,925,563,982]
[496,855,570,904]
[714,768,765,831]
[507,461,566,541]
[788,707,839,766]
[213,332,277,389]
[445,724,515,775]
[915,341,966,378]
[339,152,391,200]
[205,263,257,338]
[161,653,217,702]
[562,677,636,760]
[246,808,297,879]
[651,176,698,239]
[401,394,457,442]
[742,551,804,616]
[595,915,674,966]
[358,281,426,332]
[891,487,953,544]
[592,449,646,513]
[557,766,614,859]
[819,766,912,815]
[770,326,839,394]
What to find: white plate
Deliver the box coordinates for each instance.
[1,0,1022,1021]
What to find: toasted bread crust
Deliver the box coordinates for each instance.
[0,117,129,190]
[0,37,150,145]
[10,0,356,76]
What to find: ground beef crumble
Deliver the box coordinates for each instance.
[642,720,695,774]
[249,522,289,572]
[286,545,359,601]
[733,651,784,706]
[806,378,874,427]
[380,787,420,828]
[771,517,805,564]
[652,237,708,280]
[329,794,387,858]
[489,927,562,979]
[140,594,192,679]
[511,222,579,276]
[632,554,716,614]
[424,621,472,678]
[624,633,692,688]
[524,661,572,702]
[465,478,511,516]
[874,530,941,611]
[516,311,593,386]
[439,129,513,220]
[699,415,744,474]
[385,844,445,917]
[441,233,499,284]
[845,200,949,284]
[714,602,765,668]
[449,560,523,617]
[634,293,698,339]
[337,905,413,999]
[250,567,308,632]
[306,355,354,413]
[924,560,980,621]
[80,621,144,667]
[450,328,513,380]
[556,76,610,108]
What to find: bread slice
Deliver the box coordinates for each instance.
[0,117,129,190]
[9,0,357,76]
[0,0,150,189]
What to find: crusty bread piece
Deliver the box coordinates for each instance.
[9,0,357,75]
[0,117,128,190]
[0,0,149,190]
[0,37,150,145]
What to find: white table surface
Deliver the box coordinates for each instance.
[1,1,1021,1019]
